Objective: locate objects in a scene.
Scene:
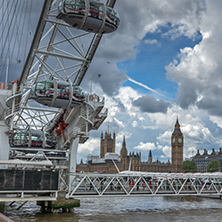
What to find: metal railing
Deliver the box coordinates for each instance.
[0,190,58,202]
[67,172,222,198]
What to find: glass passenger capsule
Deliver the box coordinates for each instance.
[57,0,120,34]
[9,130,56,149]
[30,80,86,108]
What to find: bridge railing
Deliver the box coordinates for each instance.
[67,172,222,198]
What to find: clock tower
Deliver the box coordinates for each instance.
[171,118,183,172]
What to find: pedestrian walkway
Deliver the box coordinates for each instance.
[67,172,222,198]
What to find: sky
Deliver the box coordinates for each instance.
[2,0,222,164]
[78,0,222,163]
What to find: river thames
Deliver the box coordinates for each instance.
[4,196,222,221]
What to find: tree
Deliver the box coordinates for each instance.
[182,160,197,173]
[207,160,220,172]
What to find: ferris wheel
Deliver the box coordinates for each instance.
[0,0,119,190]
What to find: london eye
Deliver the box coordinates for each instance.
[57,0,120,33]
[0,0,119,193]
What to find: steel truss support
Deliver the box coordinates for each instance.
[67,172,222,198]
[6,0,113,131]
[68,136,80,192]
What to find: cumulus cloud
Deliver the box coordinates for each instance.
[184,146,197,158]
[80,0,222,163]
[115,143,122,154]
[182,123,213,143]
[210,116,222,129]
[161,145,171,158]
[134,142,156,151]
[157,130,172,143]
[114,86,141,116]
[197,98,222,116]
[133,94,171,113]
[166,1,222,117]
[144,39,159,45]
[78,138,100,154]
[131,121,138,128]
[144,0,206,37]
[84,0,207,97]
[84,62,128,96]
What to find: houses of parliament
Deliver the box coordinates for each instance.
[77,119,184,173]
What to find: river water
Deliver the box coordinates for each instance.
[4,196,222,222]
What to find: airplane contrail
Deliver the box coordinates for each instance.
[127,76,164,97]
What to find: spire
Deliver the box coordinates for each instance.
[120,135,127,159]
[123,135,126,146]
[175,117,180,127]
[173,117,182,135]
[203,149,208,155]
[148,150,152,163]
[149,150,152,157]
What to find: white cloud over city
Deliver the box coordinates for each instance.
[78,0,222,163]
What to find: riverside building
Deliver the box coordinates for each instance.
[192,148,222,172]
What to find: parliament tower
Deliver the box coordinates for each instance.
[100,132,115,158]
[171,118,183,172]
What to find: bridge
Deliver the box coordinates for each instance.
[0,171,221,202]
[66,172,222,198]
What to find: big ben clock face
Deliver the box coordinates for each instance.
[172,138,175,143]
[178,138,182,143]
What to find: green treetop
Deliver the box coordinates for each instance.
[207,160,220,172]
[182,160,197,173]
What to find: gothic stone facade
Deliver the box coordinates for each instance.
[77,119,184,173]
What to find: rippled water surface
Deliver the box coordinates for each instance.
[4,196,222,222]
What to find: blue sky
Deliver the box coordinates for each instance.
[119,24,202,100]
